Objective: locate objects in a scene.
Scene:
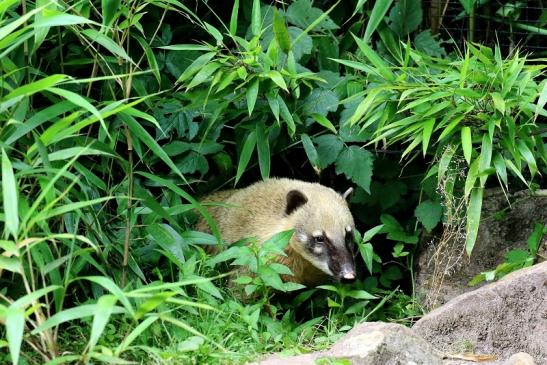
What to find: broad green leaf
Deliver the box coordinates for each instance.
[1,149,18,238]
[335,146,374,193]
[273,8,291,53]
[363,0,394,43]
[5,307,24,365]
[346,289,376,300]
[230,0,240,35]
[160,315,226,351]
[465,187,483,256]
[415,200,443,232]
[101,0,121,28]
[80,276,134,317]
[256,123,270,179]
[246,78,259,116]
[314,134,344,168]
[235,131,256,184]
[81,29,133,64]
[461,126,472,164]
[88,295,117,351]
[266,92,280,122]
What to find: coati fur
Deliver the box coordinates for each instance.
[195,178,357,286]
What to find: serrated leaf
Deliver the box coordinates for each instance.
[415,200,443,232]
[335,146,374,193]
[314,134,344,169]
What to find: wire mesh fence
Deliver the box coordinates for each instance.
[423,0,547,55]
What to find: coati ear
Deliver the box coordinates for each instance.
[285,190,308,215]
[342,187,353,200]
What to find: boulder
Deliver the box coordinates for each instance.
[251,322,441,365]
[415,189,547,309]
[413,261,547,364]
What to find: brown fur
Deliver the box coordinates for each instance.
[195,178,355,286]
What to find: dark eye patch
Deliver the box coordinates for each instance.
[345,229,356,256]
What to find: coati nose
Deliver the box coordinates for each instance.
[339,266,356,282]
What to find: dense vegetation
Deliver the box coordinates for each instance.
[1,0,546,364]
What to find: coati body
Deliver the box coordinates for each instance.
[195,178,357,286]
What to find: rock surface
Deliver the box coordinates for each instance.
[252,322,442,365]
[416,189,547,309]
[413,261,547,364]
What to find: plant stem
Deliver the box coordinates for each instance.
[122,126,134,287]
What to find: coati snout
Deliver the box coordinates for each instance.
[195,178,357,287]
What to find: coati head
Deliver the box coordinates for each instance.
[285,186,357,283]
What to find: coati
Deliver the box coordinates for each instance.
[195,178,357,286]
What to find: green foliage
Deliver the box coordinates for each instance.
[469,223,546,285]
[339,42,547,255]
[1,0,544,364]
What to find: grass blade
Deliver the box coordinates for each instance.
[465,187,483,256]
[88,295,118,352]
[235,131,257,184]
[5,307,24,365]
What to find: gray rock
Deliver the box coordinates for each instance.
[415,189,547,309]
[251,322,441,365]
[504,352,536,365]
[413,261,547,364]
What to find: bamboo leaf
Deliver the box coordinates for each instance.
[273,8,291,53]
[88,295,117,351]
[101,0,121,28]
[421,118,435,156]
[246,78,259,116]
[251,0,261,36]
[311,114,337,134]
[465,187,483,256]
[363,0,394,43]
[230,0,240,35]
[5,307,24,365]
[256,123,270,179]
[235,131,256,184]
[81,29,134,64]
[1,149,18,238]
[461,126,472,164]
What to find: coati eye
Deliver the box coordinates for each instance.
[314,235,325,244]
